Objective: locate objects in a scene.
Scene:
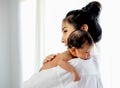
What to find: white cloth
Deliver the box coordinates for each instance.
[23,45,103,88]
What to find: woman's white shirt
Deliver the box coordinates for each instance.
[55,44,103,88]
[23,44,103,88]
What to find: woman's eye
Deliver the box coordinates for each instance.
[63,30,67,33]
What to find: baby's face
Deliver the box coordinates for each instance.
[75,45,93,60]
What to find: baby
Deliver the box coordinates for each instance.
[40,30,94,82]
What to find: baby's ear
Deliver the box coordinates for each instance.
[68,47,77,56]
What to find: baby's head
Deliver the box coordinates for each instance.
[67,30,94,60]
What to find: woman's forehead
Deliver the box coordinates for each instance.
[62,21,74,29]
[62,21,68,27]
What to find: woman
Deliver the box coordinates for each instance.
[43,1,102,64]
[24,1,103,88]
[41,0,102,72]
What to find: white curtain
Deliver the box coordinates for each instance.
[0,0,22,88]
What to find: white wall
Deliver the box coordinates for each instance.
[0,0,22,88]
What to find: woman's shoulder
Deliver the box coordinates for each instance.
[68,58,83,67]
[91,43,100,57]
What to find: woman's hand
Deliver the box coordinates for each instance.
[43,54,56,64]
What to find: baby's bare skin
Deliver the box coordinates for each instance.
[40,50,73,71]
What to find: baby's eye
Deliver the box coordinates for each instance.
[84,51,87,54]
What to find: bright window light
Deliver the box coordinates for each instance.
[20,0,37,82]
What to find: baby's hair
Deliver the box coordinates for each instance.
[67,30,93,49]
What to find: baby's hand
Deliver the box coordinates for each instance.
[43,54,56,64]
[72,71,80,82]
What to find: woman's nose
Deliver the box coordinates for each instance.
[61,36,65,43]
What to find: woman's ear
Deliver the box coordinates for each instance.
[81,24,88,31]
[68,47,77,56]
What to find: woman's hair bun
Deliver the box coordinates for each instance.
[82,1,101,19]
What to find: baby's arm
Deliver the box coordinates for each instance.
[58,51,80,82]
[39,54,57,71]
[40,51,69,71]
[43,54,56,64]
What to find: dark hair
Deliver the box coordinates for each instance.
[63,1,102,43]
[67,30,93,48]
